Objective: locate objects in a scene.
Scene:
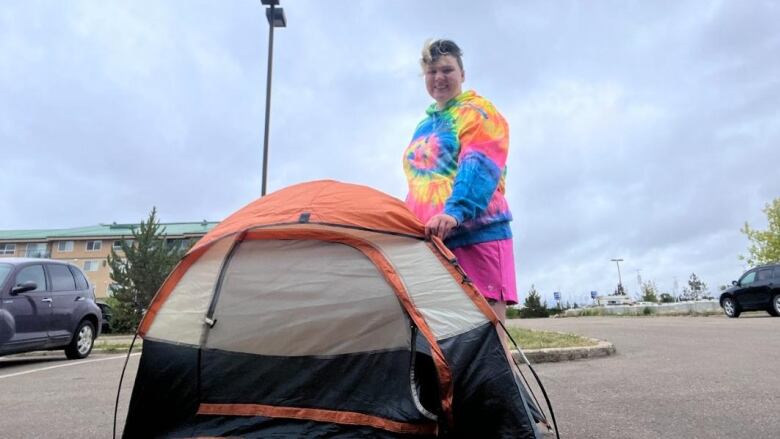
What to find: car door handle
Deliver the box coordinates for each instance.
[75,296,85,302]
[41,298,52,303]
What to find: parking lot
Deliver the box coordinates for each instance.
[0,352,139,438]
[511,314,780,438]
[0,315,778,438]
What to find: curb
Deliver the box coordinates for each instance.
[512,338,616,364]
[3,347,139,359]
[2,336,141,359]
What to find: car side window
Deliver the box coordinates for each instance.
[69,265,89,290]
[15,265,47,292]
[48,264,76,292]
[740,271,756,285]
[757,268,773,282]
[774,267,780,280]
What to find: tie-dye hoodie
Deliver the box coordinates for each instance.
[404,90,512,248]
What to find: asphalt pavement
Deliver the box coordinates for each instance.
[509,313,780,438]
[0,351,139,438]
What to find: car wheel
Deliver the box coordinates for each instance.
[722,297,741,318]
[65,320,95,359]
[772,294,780,317]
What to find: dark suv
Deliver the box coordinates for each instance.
[720,263,780,318]
[0,258,102,358]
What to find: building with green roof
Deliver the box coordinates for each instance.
[0,221,217,298]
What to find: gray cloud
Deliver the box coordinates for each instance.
[1,0,777,304]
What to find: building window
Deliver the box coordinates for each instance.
[58,241,74,252]
[86,240,102,252]
[25,243,49,258]
[83,260,101,272]
[113,239,132,250]
[0,243,15,255]
[165,238,191,251]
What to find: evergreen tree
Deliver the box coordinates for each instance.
[106,207,188,332]
[741,198,780,266]
[640,280,659,303]
[520,285,550,318]
[681,273,707,301]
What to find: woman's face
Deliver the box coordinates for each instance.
[424,55,464,108]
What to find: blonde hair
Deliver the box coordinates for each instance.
[420,39,464,71]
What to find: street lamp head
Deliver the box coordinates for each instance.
[266,7,287,27]
[262,1,287,28]
[610,258,623,262]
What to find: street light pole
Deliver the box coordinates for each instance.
[611,258,624,295]
[260,0,287,196]
[635,268,643,293]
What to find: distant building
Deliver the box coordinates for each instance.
[595,295,636,306]
[0,221,217,298]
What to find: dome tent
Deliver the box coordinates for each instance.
[122,180,550,438]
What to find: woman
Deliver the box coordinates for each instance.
[403,39,517,323]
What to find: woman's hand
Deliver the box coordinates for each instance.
[425,214,458,240]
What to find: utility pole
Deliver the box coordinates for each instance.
[611,258,624,295]
[636,268,643,294]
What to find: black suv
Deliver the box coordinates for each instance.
[720,264,780,318]
[0,258,102,358]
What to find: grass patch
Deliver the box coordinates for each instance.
[94,341,142,353]
[577,308,607,317]
[564,308,724,317]
[93,343,134,353]
[506,327,598,350]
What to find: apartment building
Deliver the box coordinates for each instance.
[0,221,217,298]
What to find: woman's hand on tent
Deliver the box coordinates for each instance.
[425,214,458,240]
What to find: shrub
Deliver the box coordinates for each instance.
[519,285,550,318]
[506,306,522,319]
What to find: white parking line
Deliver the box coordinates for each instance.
[0,353,140,379]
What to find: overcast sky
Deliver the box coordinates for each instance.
[2,1,778,305]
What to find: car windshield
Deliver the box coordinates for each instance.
[0,263,11,286]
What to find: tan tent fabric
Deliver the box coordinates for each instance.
[205,239,411,356]
[146,236,233,345]
[144,221,489,346]
[366,234,488,340]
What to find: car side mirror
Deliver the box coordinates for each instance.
[732,280,738,286]
[11,281,37,295]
